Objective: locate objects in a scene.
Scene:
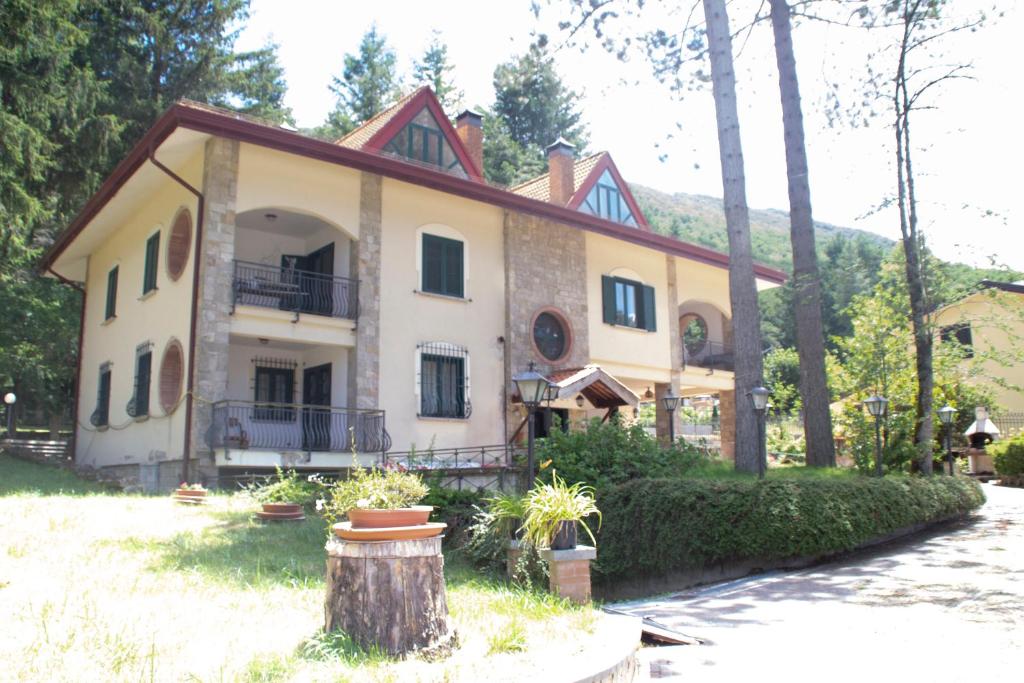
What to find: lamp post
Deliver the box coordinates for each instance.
[938,405,958,476]
[4,392,15,438]
[864,395,889,477]
[661,387,681,444]
[749,386,769,479]
[513,362,553,486]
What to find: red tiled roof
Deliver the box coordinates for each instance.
[511,152,605,203]
[335,87,425,150]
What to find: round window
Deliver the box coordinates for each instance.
[681,314,709,356]
[159,339,184,413]
[166,208,192,281]
[532,310,570,362]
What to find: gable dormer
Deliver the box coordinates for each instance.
[336,86,484,182]
[511,150,649,230]
[570,154,647,229]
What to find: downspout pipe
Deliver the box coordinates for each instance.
[45,267,85,463]
[148,147,204,484]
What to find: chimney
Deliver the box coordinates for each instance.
[546,138,576,205]
[455,110,484,175]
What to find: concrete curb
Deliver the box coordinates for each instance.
[546,613,642,683]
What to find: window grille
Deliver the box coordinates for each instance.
[418,342,471,419]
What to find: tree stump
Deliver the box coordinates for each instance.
[324,535,452,656]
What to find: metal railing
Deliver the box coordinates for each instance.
[232,260,359,320]
[383,444,515,470]
[683,340,734,372]
[208,400,390,454]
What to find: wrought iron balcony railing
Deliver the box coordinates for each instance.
[683,340,735,373]
[232,260,359,320]
[208,400,391,454]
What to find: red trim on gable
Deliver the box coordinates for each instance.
[568,154,651,231]
[362,88,484,182]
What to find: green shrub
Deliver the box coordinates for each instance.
[249,466,324,507]
[595,475,985,582]
[421,485,487,543]
[319,466,428,526]
[535,417,715,489]
[991,433,1024,476]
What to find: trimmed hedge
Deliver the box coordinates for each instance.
[991,433,1024,477]
[594,475,985,581]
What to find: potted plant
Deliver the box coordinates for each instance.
[251,466,317,520]
[521,471,601,550]
[173,482,207,503]
[320,463,439,539]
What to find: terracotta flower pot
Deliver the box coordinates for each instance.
[175,489,207,498]
[347,506,432,529]
[262,502,302,515]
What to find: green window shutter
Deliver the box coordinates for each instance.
[136,352,152,416]
[105,267,118,319]
[444,239,464,297]
[601,276,617,324]
[143,232,160,293]
[422,234,444,294]
[642,285,657,332]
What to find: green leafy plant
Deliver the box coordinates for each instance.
[487,491,527,539]
[319,464,428,525]
[534,417,714,490]
[177,482,205,491]
[250,466,324,507]
[521,471,601,548]
[991,433,1024,477]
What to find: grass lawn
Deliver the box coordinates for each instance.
[0,455,597,682]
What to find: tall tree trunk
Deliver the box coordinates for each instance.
[703,0,765,474]
[768,0,835,467]
[893,0,933,474]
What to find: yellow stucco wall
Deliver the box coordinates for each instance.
[378,178,507,451]
[933,291,1024,412]
[236,143,362,241]
[586,232,673,384]
[75,150,203,469]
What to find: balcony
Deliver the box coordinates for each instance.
[232,260,359,321]
[683,340,734,373]
[208,400,391,455]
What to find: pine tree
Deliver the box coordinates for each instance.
[492,39,589,152]
[321,24,401,139]
[412,31,462,116]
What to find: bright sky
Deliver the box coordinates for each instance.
[237,0,1023,271]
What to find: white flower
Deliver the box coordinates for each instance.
[315,499,325,512]
[356,498,370,509]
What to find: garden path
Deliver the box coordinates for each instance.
[617,482,1024,682]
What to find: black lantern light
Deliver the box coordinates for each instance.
[513,362,554,485]
[863,395,889,477]
[938,405,957,476]
[748,386,769,479]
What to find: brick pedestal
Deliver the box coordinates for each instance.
[541,546,597,604]
[507,540,523,578]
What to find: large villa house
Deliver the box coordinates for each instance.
[41,86,785,488]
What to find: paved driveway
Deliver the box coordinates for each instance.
[616,482,1023,682]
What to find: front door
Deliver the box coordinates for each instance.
[302,363,332,450]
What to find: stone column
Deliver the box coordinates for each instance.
[719,389,736,463]
[353,173,382,411]
[189,136,239,479]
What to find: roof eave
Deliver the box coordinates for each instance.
[42,102,788,285]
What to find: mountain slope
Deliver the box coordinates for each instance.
[631,184,894,272]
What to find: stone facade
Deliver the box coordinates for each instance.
[189,137,239,477]
[503,211,590,439]
[353,172,383,410]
